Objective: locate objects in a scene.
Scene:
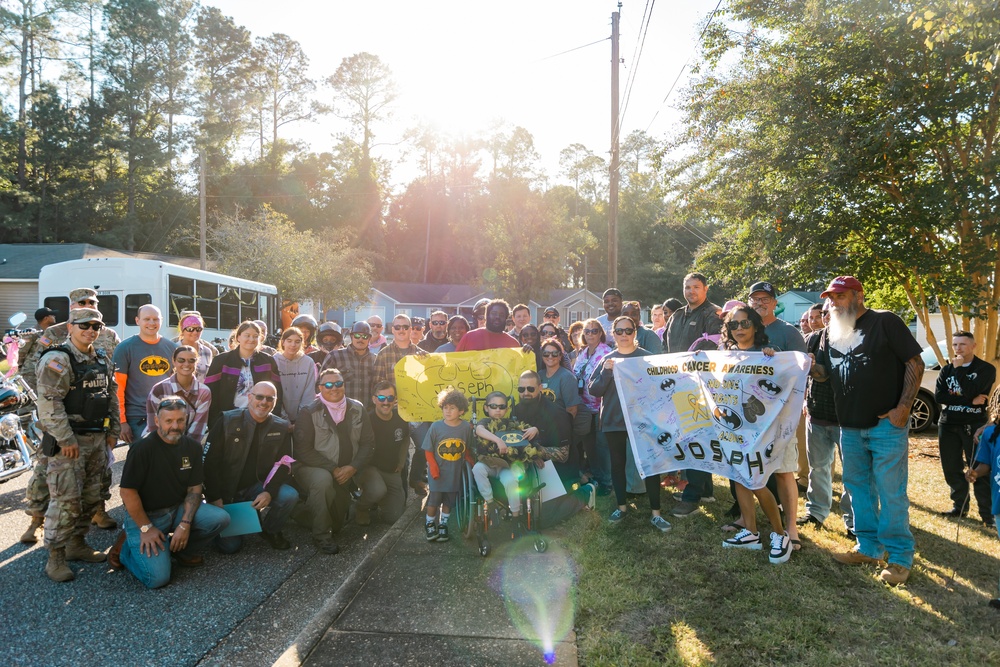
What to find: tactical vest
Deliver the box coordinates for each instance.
[41,345,112,432]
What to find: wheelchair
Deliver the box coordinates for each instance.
[453,397,548,557]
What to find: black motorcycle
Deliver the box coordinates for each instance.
[1,313,43,484]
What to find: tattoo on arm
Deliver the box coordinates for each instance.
[898,356,925,410]
[182,486,202,522]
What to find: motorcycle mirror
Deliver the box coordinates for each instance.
[9,312,26,328]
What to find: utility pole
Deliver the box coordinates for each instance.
[199,151,207,271]
[609,5,621,288]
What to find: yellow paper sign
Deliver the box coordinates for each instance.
[394,348,537,422]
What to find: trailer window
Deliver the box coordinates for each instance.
[196,281,219,329]
[43,297,69,323]
[241,290,259,322]
[125,294,152,323]
[168,275,195,327]
[96,295,119,326]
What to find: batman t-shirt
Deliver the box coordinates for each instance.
[814,309,922,429]
[422,420,473,492]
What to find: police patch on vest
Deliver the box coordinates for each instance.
[180,456,192,470]
[139,356,170,376]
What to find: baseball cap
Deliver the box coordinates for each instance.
[69,287,98,303]
[35,307,58,321]
[722,300,746,313]
[820,276,864,299]
[68,308,103,324]
[747,281,776,298]
[411,317,425,328]
[543,306,559,317]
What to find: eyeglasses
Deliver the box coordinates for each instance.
[352,332,371,340]
[726,319,753,331]
[75,321,104,331]
[541,351,561,358]
[613,327,635,336]
[368,323,383,328]
[544,313,558,318]
[77,299,98,306]
[392,324,410,330]
[321,380,346,389]
[517,386,537,393]
[583,328,602,335]
[183,326,203,333]
[486,403,508,410]
[430,320,447,326]
[174,358,197,365]
[158,398,188,411]
[748,296,774,305]
[375,394,396,403]
[251,393,276,403]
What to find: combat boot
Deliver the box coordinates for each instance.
[20,516,44,544]
[65,536,107,563]
[45,548,75,582]
[92,503,117,529]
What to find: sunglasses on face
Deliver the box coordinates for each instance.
[352,332,371,340]
[251,393,276,403]
[392,324,410,330]
[183,326,203,333]
[368,323,383,328]
[613,327,635,336]
[321,380,346,389]
[726,319,753,330]
[430,320,447,326]
[517,386,537,393]
[541,351,561,358]
[486,403,508,410]
[375,394,396,403]
[75,321,104,331]
[583,328,602,335]
[174,358,197,365]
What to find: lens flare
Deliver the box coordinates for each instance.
[492,539,576,664]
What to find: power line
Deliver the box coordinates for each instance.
[644,0,723,133]
[531,36,610,64]
[618,0,656,136]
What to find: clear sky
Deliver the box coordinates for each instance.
[208,0,722,186]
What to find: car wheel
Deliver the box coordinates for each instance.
[909,391,936,433]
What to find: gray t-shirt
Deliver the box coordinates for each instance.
[539,366,583,411]
[112,335,178,419]
[764,319,807,353]
[422,419,472,493]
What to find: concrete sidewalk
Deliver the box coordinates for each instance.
[276,501,579,667]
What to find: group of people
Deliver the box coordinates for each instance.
[16,272,1000,596]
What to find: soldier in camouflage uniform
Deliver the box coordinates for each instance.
[37,307,120,582]
[15,307,57,371]
[20,288,121,545]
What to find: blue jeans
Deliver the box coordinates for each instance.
[681,469,714,502]
[805,420,854,530]
[215,482,299,554]
[841,418,914,568]
[127,416,147,440]
[121,503,230,589]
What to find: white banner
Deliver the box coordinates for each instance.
[614,351,810,489]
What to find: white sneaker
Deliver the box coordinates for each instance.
[723,528,762,550]
[769,531,791,564]
[585,483,597,510]
[650,515,672,532]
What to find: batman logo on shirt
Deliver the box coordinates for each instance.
[437,438,466,461]
[140,356,170,376]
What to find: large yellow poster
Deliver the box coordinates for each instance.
[394,348,537,422]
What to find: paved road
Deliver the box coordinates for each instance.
[0,445,393,667]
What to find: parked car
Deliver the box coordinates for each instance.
[910,340,949,433]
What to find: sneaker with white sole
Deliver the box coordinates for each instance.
[769,531,791,564]
[436,522,450,542]
[672,493,717,503]
[583,483,597,510]
[723,528,763,550]
[608,508,626,524]
[671,501,703,518]
[650,515,672,532]
[425,521,438,542]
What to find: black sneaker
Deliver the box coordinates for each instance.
[939,507,968,518]
[261,531,291,550]
[425,522,438,541]
[796,514,823,528]
[437,522,450,542]
[983,516,996,528]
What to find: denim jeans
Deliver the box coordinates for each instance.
[805,420,854,530]
[681,469,714,502]
[127,416,147,440]
[841,418,914,568]
[214,482,299,553]
[121,503,230,589]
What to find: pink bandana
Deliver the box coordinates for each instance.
[181,315,202,328]
[318,393,347,424]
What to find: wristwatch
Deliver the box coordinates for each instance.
[140,523,153,533]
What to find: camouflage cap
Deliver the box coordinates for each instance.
[68,308,103,324]
[69,287,99,303]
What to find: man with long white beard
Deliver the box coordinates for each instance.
[810,276,924,585]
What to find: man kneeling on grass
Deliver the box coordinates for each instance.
[111,397,231,588]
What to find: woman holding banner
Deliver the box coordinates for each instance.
[718,305,793,563]
[588,315,670,532]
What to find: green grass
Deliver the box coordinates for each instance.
[549,433,1000,666]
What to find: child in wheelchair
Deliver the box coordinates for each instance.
[472,391,548,536]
